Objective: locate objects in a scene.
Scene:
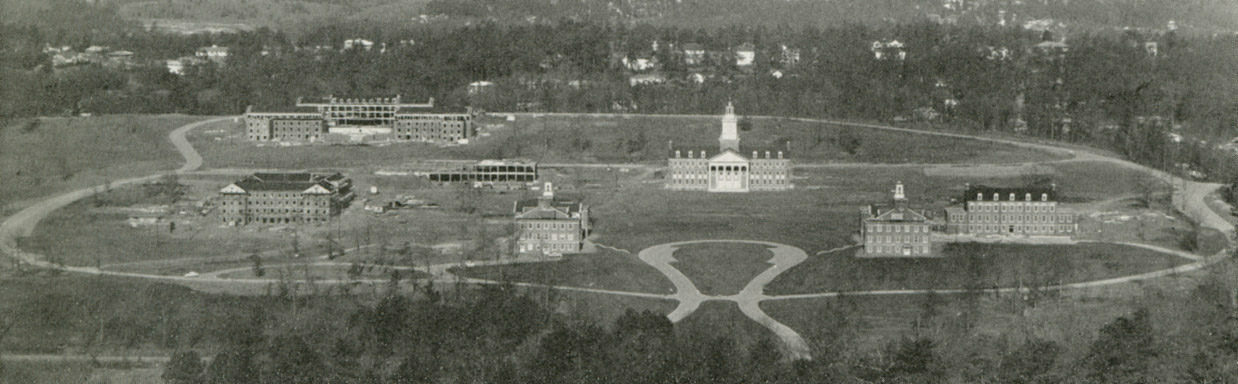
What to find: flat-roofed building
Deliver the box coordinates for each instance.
[945,184,1077,236]
[405,159,538,183]
[218,172,353,225]
[859,182,934,257]
[513,183,589,255]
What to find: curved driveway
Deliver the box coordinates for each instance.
[0,113,1234,361]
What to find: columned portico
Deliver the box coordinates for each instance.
[708,154,750,192]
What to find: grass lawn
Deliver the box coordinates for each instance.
[671,243,774,295]
[189,114,1064,169]
[217,263,431,281]
[453,249,675,294]
[0,115,213,214]
[0,361,164,384]
[552,291,677,331]
[766,243,1190,295]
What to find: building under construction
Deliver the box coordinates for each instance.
[243,95,473,143]
[404,160,538,183]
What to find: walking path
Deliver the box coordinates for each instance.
[1,113,1234,362]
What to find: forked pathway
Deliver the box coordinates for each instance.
[637,240,851,360]
[1,114,1235,361]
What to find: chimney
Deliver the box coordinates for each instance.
[668,140,674,150]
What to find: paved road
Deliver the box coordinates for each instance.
[1,113,1235,362]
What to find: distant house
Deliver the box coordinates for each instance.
[196,45,229,63]
[1144,41,1159,57]
[871,40,906,61]
[622,53,659,71]
[467,81,495,95]
[343,38,374,51]
[166,56,207,75]
[778,44,801,67]
[629,73,667,87]
[944,184,1077,236]
[735,43,756,69]
[683,43,706,66]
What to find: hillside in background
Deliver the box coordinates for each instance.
[4,0,1238,36]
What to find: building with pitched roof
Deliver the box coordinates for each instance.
[218,172,353,225]
[513,183,590,255]
[666,102,792,192]
[859,182,934,257]
[944,184,1076,236]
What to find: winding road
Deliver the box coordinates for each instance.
[0,113,1234,361]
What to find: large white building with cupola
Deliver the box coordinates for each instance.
[665,102,792,192]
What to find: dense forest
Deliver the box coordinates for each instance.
[2,262,1238,383]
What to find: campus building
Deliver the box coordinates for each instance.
[944,184,1077,236]
[859,182,934,257]
[666,102,792,192]
[218,172,354,225]
[513,183,590,255]
[243,95,473,143]
[404,159,538,184]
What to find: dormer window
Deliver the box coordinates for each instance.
[1025,193,1031,201]
[1008,193,1015,201]
[977,193,983,201]
[993,193,999,201]
[1041,193,1048,201]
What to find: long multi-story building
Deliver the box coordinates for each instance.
[513,183,589,255]
[403,159,538,183]
[944,184,1077,236]
[666,102,792,192]
[243,95,473,143]
[859,182,934,257]
[218,172,353,225]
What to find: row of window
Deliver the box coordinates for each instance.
[520,242,577,252]
[867,235,928,243]
[522,221,578,230]
[522,232,576,241]
[965,225,1074,232]
[975,193,1051,202]
[869,224,928,233]
[968,202,1057,212]
[866,245,930,254]
[956,214,1071,223]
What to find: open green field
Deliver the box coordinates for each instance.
[217,263,431,281]
[0,360,163,384]
[189,115,1065,169]
[672,243,773,296]
[767,243,1190,295]
[0,115,210,214]
[453,249,674,294]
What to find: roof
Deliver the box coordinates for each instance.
[963,185,1057,203]
[514,198,583,220]
[865,205,929,223]
[246,105,319,114]
[224,173,345,194]
[668,146,791,159]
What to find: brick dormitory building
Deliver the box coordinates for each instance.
[859,182,935,257]
[243,95,473,143]
[513,183,590,256]
[944,184,1077,236]
[218,172,354,225]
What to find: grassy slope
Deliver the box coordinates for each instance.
[189,115,1064,169]
[0,115,210,214]
[767,243,1190,295]
[455,249,675,294]
[671,243,773,296]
